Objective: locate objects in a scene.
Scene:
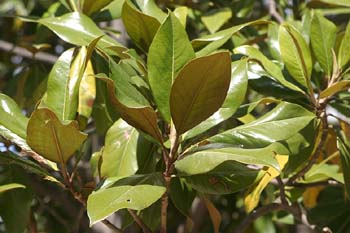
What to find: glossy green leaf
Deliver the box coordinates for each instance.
[132,0,166,22]
[26,108,87,163]
[310,12,337,76]
[0,166,33,233]
[170,52,231,134]
[338,21,350,68]
[98,76,163,142]
[0,183,25,193]
[148,13,195,121]
[122,0,161,52]
[23,12,126,56]
[304,163,343,183]
[184,59,248,140]
[87,173,166,225]
[176,142,291,176]
[0,152,56,181]
[338,136,350,198]
[234,45,304,93]
[44,39,99,121]
[320,80,350,98]
[82,0,113,15]
[267,23,282,61]
[169,178,196,216]
[201,8,232,34]
[191,20,269,57]
[208,102,315,148]
[173,6,188,26]
[0,94,28,139]
[182,161,258,194]
[101,119,139,178]
[279,23,312,89]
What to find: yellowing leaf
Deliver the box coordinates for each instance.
[78,60,96,120]
[0,183,25,193]
[203,197,221,233]
[320,80,350,98]
[244,154,289,213]
[303,186,325,209]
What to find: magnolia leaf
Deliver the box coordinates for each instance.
[201,8,232,34]
[279,23,312,90]
[148,13,195,121]
[234,45,303,93]
[208,102,315,148]
[320,80,350,98]
[203,197,222,233]
[0,183,25,193]
[175,143,289,176]
[338,136,350,198]
[170,52,231,134]
[169,178,196,217]
[184,59,248,140]
[100,119,139,178]
[87,173,166,225]
[338,21,350,68]
[132,0,166,22]
[21,12,126,56]
[44,38,99,121]
[122,0,161,52]
[98,76,163,142]
[192,20,269,57]
[303,186,325,209]
[26,108,87,163]
[244,154,289,213]
[310,12,337,76]
[181,161,259,194]
[82,0,113,15]
[0,94,28,139]
[173,6,188,26]
[78,60,96,120]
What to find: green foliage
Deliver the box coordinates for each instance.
[0,0,349,232]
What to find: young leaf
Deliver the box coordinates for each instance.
[338,21,350,68]
[244,154,289,212]
[170,52,231,134]
[122,0,161,52]
[310,12,337,76]
[26,108,87,163]
[320,80,350,98]
[81,0,113,15]
[100,119,139,178]
[279,23,312,90]
[148,13,195,121]
[0,183,25,193]
[132,0,166,22]
[173,6,188,26]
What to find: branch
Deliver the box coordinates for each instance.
[127,209,151,233]
[267,0,284,24]
[287,113,328,185]
[0,39,57,64]
[102,219,124,233]
[235,203,283,233]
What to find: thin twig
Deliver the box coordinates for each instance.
[102,219,124,233]
[287,113,328,185]
[0,39,57,64]
[127,209,151,233]
[235,203,283,233]
[267,0,284,24]
[277,176,289,206]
